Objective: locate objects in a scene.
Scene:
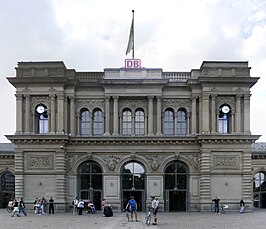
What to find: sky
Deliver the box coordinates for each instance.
[0,0,265,143]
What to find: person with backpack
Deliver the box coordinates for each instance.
[126,196,138,222]
[72,197,79,215]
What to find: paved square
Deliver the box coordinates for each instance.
[1,209,266,229]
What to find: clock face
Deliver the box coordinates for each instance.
[36,105,45,114]
[221,105,230,114]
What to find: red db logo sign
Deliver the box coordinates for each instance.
[125,59,141,68]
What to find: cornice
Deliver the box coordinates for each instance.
[6,134,259,145]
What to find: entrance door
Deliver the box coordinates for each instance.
[164,161,188,212]
[122,191,144,211]
[80,190,102,211]
[166,190,186,211]
[121,161,146,212]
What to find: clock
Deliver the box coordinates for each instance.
[36,105,45,114]
[221,105,230,114]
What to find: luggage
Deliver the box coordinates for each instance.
[104,206,113,217]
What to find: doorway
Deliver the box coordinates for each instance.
[122,191,144,211]
[164,160,188,212]
[166,190,186,211]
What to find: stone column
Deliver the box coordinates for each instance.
[243,94,251,134]
[156,96,162,135]
[76,112,80,135]
[113,96,119,136]
[242,149,252,200]
[148,96,154,135]
[235,95,242,133]
[15,94,23,134]
[186,112,190,135]
[211,94,216,133]
[145,115,148,135]
[70,96,75,135]
[57,94,65,133]
[50,95,56,133]
[104,96,110,136]
[199,149,211,211]
[198,97,202,133]
[191,96,197,134]
[25,95,30,133]
[132,114,135,136]
[56,149,67,210]
[15,150,24,199]
[201,94,210,133]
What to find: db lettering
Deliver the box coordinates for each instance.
[125,59,141,68]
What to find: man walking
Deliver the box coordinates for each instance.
[126,196,138,222]
[151,196,159,225]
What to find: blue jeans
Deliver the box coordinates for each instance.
[214,204,219,213]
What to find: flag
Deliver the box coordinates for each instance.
[126,15,134,56]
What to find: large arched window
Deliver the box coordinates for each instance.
[80,108,90,136]
[121,162,145,190]
[1,171,15,192]
[253,171,266,208]
[164,161,188,211]
[35,104,48,133]
[122,109,132,136]
[176,108,187,135]
[164,108,174,135]
[77,161,103,210]
[135,109,145,136]
[218,104,231,133]
[92,109,103,136]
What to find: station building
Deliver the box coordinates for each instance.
[0,60,264,212]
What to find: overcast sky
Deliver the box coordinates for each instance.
[0,0,265,143]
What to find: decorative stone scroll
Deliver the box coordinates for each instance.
[213,155,239,169]
[187,154,200,169]
[28,155,54,170]
[146,155,162,171]
[66,153,85,172]
[104,155,120,171]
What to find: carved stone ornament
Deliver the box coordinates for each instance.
[66,153,85,172]
[187,154,200,169]
[105,155,120,171]
[213,155,239,169]
[28,155,54,170]
[147,155,161,171]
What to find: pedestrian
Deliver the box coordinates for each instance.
[151,196,159,225]
[77,199,84,215]
[87,200,96,214]
[35,198,41,215]
[126,196,138,222]
[73,197,79,215]
[41,197,47,214]
[19,198,27,216]
[11,199,20,217]
[212,196,220,214]
[49,197,55,214]
[240,199,245,213]
[102,199,108,216]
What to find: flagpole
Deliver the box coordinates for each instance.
[132,10,134,59]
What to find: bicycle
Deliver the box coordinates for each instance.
[145,207,152,226]
[7,201,14,213]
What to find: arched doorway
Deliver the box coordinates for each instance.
[253,171,266,208]
[164,161,189,212]
[121,161,146,211]
[77,161,103,210]
[0,171,15,208]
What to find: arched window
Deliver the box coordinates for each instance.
[177,108,187,135]
[122,109,132,136]
[1,171,15,192]
[218,104,231,133]
[135,109,144,136]
[77,161,103,210]
[121,162,145,190]
[80,108,90,136]
[92,109,103,136]
[253,171,266,208]
[35,104,48,133]
[164,108,174,135]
